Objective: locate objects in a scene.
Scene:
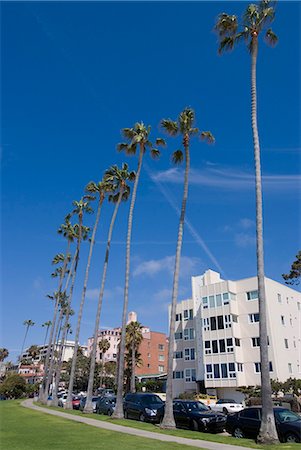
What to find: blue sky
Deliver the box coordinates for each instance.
[1,1,300,363]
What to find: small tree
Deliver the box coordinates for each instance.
[0,348,9,362]
[282,251,301,285]
[0,374,27,399]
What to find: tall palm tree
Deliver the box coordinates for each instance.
[20,320,35,360]
[125,321,143,393]
[84,164,135,414]
[42,321,52,348]
[113,123,166,419]
[0,348,9,362]
[98,338,110,388]
[28,345,40,363]
[160,108,214,429]
[39,224,74,402]
[64,198,93,409]
[215,1,278,443]
[65,185,111,409]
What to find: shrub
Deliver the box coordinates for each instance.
[0,374,27,399]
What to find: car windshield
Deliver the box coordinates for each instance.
[218,399,236,404]
[275,410,300,423]
[185,402,209,411]
[140,395,163,406]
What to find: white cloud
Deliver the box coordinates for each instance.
[86,288,100,300]
[133,255,202,279]
[151,166,300,191]
[239,218,255,229]
[235,232,256,248]
[86,286,123,301]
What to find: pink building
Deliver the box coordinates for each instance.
[87,328,121,363]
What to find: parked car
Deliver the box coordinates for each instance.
[210,399,244,415]
[58,393,68,407]
[97,388,115,397]
[96,395,116,416]
[226,406,301,443]
[72,395,81,410]
[79,396,99,412]
[173,400,227,433]
[123,393,165,423]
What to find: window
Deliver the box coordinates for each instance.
[184,348,195,361]
[232,314,238,323]
[213,364,220,379]
[158,365,164,372]
[203,318,210,331]
[147,363,150,368]
[281,315,285,326]
[217,315,224,330]
[184,328,194,340]
[173,371,183,379]
[210,317,217,331]
[185,368,196,382]
[229,362,236,378]
[249,313,260,323]
[212,340,218,354]
[288,363,292,374]
[183,309,189,320]
[206,364,213,379]
[175,332,183,340]
[216,294,222,307]
[240,409,260,420]
[158,344,164,350]
[209,295,215,308]
[277,293,282,303]
[159,355,164,361]
[223,292,230,305]
[204,341,211,354]
[175,313,182,321]
[284,339,289,349]
[188,309,193,320]
[202,297,208,309]
[147,353,151,357]
[237,363,243,372]
[235,338,241,347]
[173,351,182,359]
[255,362,273,373]
[226,338,234,352]
[224,314,232,328]
[252,337,260,347]
[221,363,228,378]
[219,339,226,353]
[247,290,258,301]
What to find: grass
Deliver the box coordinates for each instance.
[0,400,202,450]
[34,401,301,450]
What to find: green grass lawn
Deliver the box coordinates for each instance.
[34,401,301,450]
[0,400,200,450]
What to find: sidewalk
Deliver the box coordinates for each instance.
[22,399,255,450]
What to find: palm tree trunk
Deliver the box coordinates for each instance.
[20,326,29,362]
[84,189,123,413]
[64,201,103,410]
[113,148,144,419]
[250,38,278,445]
[43,326,50,348]
[39,241,71,403]
[161,137,190,429]
[130,341,136,393]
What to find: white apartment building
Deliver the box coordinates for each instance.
[172,270,301,401]
[21,340,88,363]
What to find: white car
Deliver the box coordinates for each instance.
[210,399,244,414]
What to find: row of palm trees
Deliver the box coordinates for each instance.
[34,1,278,444]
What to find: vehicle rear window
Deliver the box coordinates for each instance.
[276,410,300,423]
[140,395,163,405]
[240,409,260,419]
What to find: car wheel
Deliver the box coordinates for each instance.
[191,419,199,431]
[285,433,299,443]
[233,427,244,438]
[124,410,129,419]
[222,407,228,415]
[139,413,146,422]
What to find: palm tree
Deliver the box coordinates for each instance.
[64,198,93,409]
[160,108,214,429]
[113,123,166,419]
[20,320,35,360]
[84,163,135,414]
[42,321,52,347]
[0,348,9,362]
[125,321,143,393]
[215,1,278,443]
[28,345,40,363]
[98,338,110,388]
[39,225,74,402]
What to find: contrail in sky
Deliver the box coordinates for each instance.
[144,164,227,278]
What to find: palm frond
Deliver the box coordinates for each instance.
[121,128,136,141]
[190,127,200,136]
[150,149,160,159]
[201,131,215,144]
[117,143,129,153]
[125,143,137,155]
[218,36,236,54]
[265,28,278,46]
[172,150,184,165]
[155,137,167,147]
[215,13,238,37]
[179,108,195,134]
[161,119,178,136]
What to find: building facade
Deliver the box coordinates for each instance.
[87,328,121,363]
[172,270,301,401]
[21,340,88,363]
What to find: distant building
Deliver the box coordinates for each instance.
[172,269,301,401]
[87,328,121,363]
[21,340,88,364]
[18,364,44,384]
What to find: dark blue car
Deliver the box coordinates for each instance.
[226,406,301,443]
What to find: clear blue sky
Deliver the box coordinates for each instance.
[1,1,300,363]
